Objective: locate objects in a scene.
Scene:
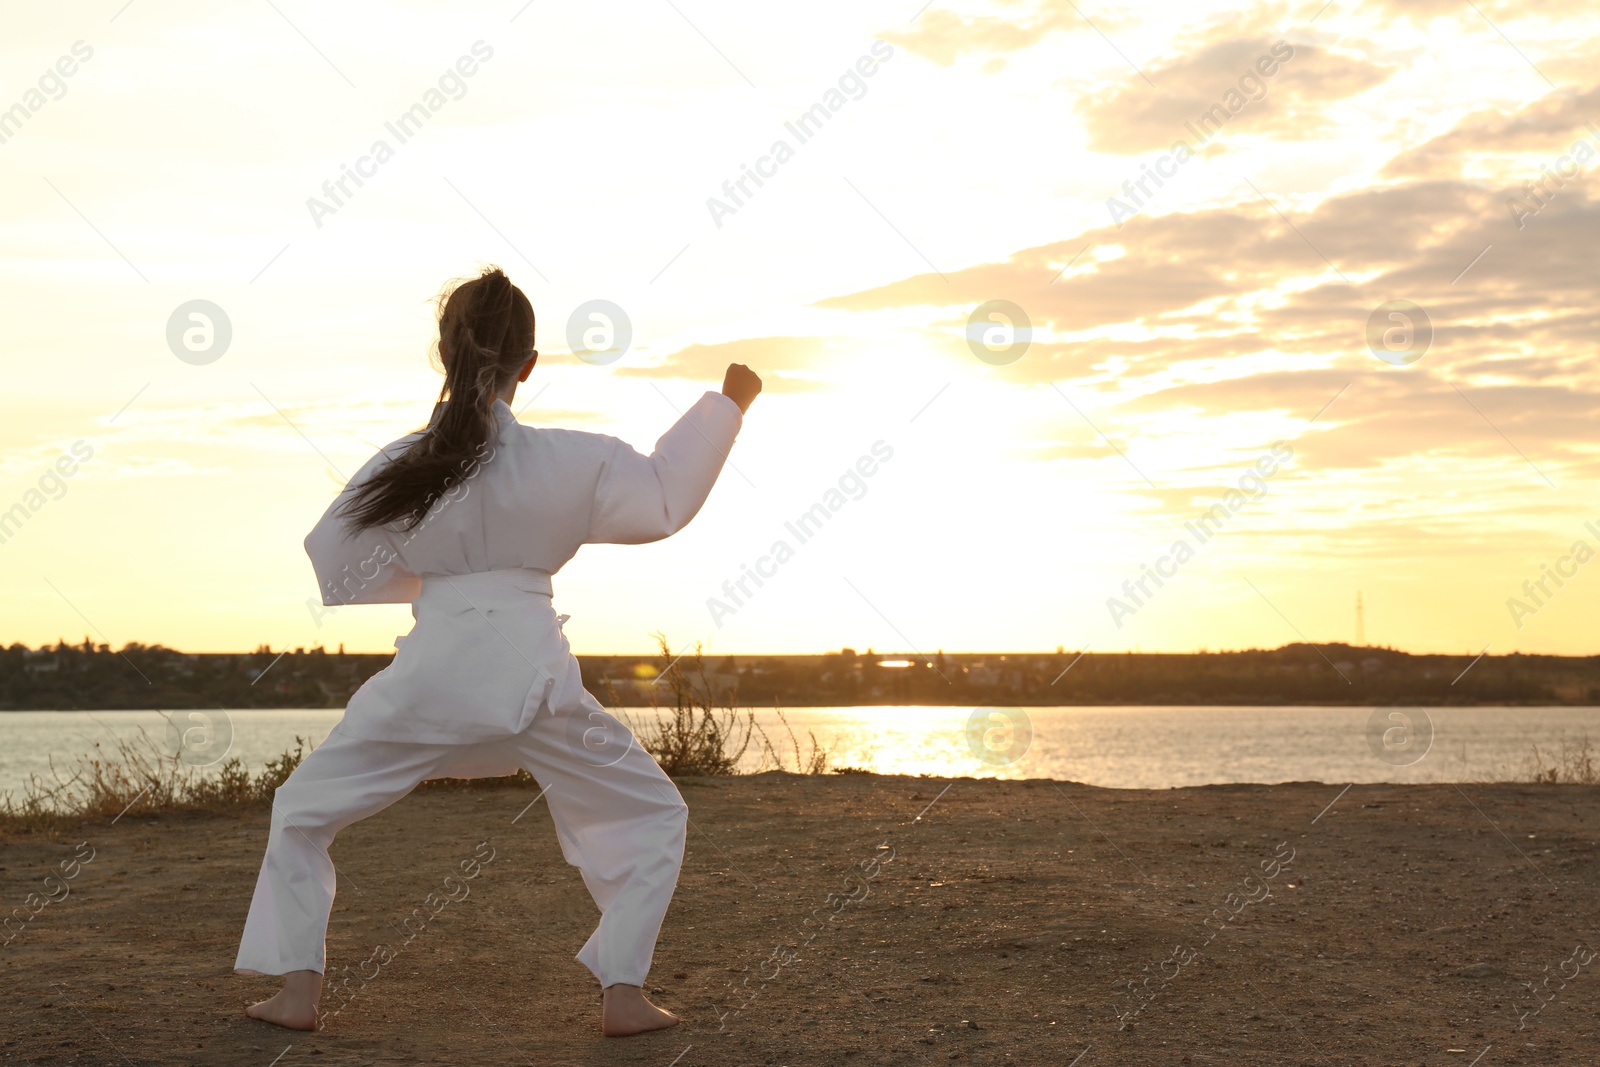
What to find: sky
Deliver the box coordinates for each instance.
[1,0,1597,657]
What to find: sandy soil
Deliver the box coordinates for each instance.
[3,774,1598,1066]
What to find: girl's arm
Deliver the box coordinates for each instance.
[585,365,759,545]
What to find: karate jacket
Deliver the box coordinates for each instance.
[304,390,743,745]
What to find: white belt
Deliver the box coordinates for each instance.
[418,566,554,599]
[396,568,566,649]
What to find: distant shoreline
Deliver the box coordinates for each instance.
[6,700,1600,711]
[4,642,1596,711]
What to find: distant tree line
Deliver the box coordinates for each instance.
[2,638,1597,710]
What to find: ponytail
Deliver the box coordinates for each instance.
[339,266,535,531]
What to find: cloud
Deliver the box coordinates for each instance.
[615,336,843,391]
[1385,85,1600,179]
[815,169,1600,479]
[880,2,1085,66]
[1368,0,1577,20]
[1079,36,1395,154]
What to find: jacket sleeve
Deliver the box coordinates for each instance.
[585,390,743,545]
[304,450,424,606]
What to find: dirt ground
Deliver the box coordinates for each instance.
[3,773,1598,1066]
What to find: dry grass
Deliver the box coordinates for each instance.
[629,632,833,776]
[0,726,312,833]
[767,701,833,775]
[1522,734,1600,784]
[3,635,831,831]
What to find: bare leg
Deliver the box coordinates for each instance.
[602,983,679,1037]
[245,969,322,1031]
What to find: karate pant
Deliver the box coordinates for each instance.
[233,703,687,989]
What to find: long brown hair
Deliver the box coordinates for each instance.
[339,266,535,531]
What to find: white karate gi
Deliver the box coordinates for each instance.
[235,391,743,989]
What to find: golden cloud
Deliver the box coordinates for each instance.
[615,336,843,391]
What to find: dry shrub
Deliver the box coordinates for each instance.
[635,633,832,777]
[1523,735,1599,784]
[635,633,759,776]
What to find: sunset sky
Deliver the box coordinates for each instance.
[2,0,1596,657]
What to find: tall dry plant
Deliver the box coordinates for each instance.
[633,633,832,776]
[1523,735,1599,784]
[635,632,760,776]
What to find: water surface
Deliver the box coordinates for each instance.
[2,705,1591,799]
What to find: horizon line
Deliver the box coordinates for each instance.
[8,640,1595,660]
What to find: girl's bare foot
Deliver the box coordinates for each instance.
[602,983,680,1037]
[244,969,322,1031]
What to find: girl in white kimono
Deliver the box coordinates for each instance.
[235,267,761,1036]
